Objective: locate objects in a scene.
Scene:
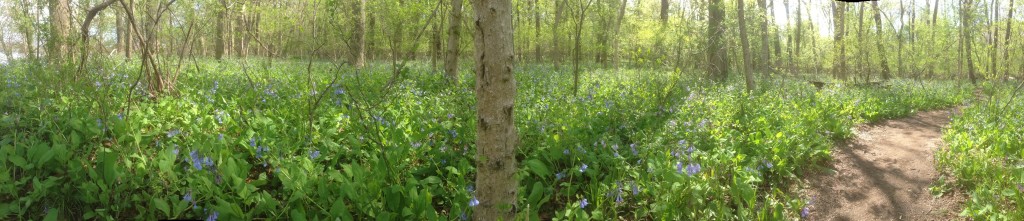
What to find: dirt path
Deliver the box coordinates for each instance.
[802,110,965,220]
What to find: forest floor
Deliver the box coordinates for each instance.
[801,109,966,220]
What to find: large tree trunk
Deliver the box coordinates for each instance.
[533,0,541,62]
[794,0,802,74]
[445,0,463,83]
[571,0,593,95]
[873,1,892,80]
[431,17,442,71]
[612,0,627,69]
[990,0,1001,77]
[48,0,72,62]
[354,0,366,67]
[707,0,727,81]
[660,0,669,25]
[215,2,227,60]
[757,0,772,74]
[857,3,866,82]
[738,0,754,91]
[1004,0,1015,78]
[471,0,518,220]
[963,0,978,84]
[554,0,563,70]
[833,2,847,80]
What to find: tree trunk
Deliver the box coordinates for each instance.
[757,0,772,74]
[554,0,563,70]
[857,3,866,82]
[572,0,593,95]
[48,0,71,62]
[833,2,847,80]
[873,2,892,80]
[470,0,518,220]
[990,0,1000,77]
[445,0,463,83]
[794,0,802,73]
[533,0,541,62]
[1004,0,1015,78]
[431,16,442,71]
[216,3,226,60]
[660,0,669,25]
[738,0,754,91]
[963,0,978,84]
[898,0,905,76]
[708,0,727,81]
[612,0,627,69]
[355,0,366,67]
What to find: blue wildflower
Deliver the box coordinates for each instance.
[612,144,618,151]
[459,212,467,221]
[632,182,639,195]
[468,196,480,207]
[117,113,124,120]
[686,163,701,176]
[190,150,202,170]
[172,147,179,156]
[555,172,565,180]
[218,133,224,141]
[579,164,588,173]
[183,191,193,202]
[800,207,810,218]
[563,149,570,155]
[466,185,475,193]
[206,210,219,221]
[676,162,684,174]
[309,150,321,160]
[249,138,257,147]
[764,160,773,169]
[167,129,181,138]
[447,113,454,119]
[580,198,589,209]
[630,144,638,156]
[202,156,214,168]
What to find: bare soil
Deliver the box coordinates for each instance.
[801,110,965,221]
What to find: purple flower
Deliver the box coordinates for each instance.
[205,210,219,221]
[468,196,480,207]
[249,138,257,147]
[167,129,181,138]
[309,150,321,159]
[632,182,639,195]
[800,206,810,218]
[686,163,701,176]
[563,149,570,155]
[555,172,565,180]
[580,198,589,209]
[579,164,588,173]
[447,113,454,119]
[630,144,638,156]
[116,113,124,120]
[190,150,202,170]
[676,162,684,174]
[459,212,467,221]
[183,191,193,203]
[764,160,773,169]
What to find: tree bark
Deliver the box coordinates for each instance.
[757,0,772,74]
[660,0,669,25]
[445,0,463,83]
[571,0,594,95]
[833,2,847,80]
[554,0,563,70]
[354,0,366,67]
[873,1,892,80]
[471,0,518,220]
[1004,0,1015,78]
[738,0,754,91]
[48,0,72,62]
[612,0,627,69]
[963,0,978,84]
[708,0,727,81]
[533,0,541,62]
[794,0,802,73]
[857,3,866,81]
[215,1,227,60]
[990,0,1000,77]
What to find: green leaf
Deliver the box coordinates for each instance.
[291,208,308,221]
[42,209,58,221]
[524,159,551,178]
[331,198,354,221]
[153,197,171,217]
[8,155,28,169]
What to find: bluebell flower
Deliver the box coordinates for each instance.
[190,150,202,170]
[183,190,192,202]
[466,185,475,193]
[630,144,638,156]
[218,134,224,141]
[205,210,219,221]
[449,130,458,138]
[800,207,810,218]
[167,129,181,138]
[202,157,214,168]
[412,142,422,148]
[116,113,124,120]
[611,144,618,151]
[249,138,257,147]
[563,149,570,155]
[685,145,695,155]
[579,164,588,173]
[172,147,179,156]
[469,196,480,207]
[580,198,589,209]
[615,192,623,204]
[459,212,467,221]
[334,88,345,95]
[309,150,321,159]
[676,162,684,174]
[764,160,773,169]
[447,113,454,119]
[555,172,565,180]
[686,163,701,176]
